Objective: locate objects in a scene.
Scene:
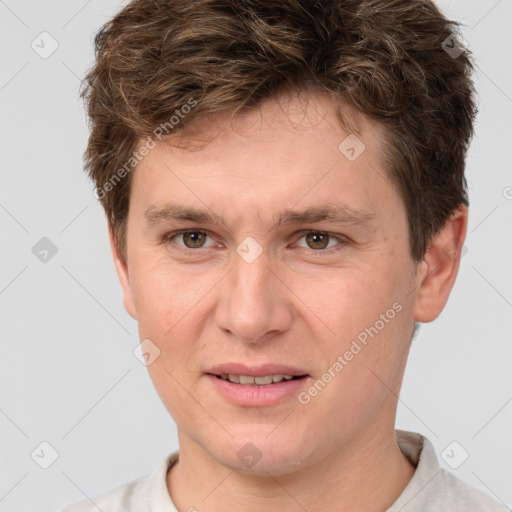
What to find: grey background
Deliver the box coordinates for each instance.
[1,1,511,511]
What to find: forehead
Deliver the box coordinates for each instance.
[130,92,398,227]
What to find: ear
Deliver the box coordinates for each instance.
[413,205,468,323]
[108,224,137,320]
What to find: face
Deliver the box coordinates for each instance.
[112,92,448,475]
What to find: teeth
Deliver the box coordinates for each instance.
[239,375,255,385]
[218,374,297,385]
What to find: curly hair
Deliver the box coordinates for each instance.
[81,0,477,264]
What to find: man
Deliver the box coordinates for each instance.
[62,0,508,510]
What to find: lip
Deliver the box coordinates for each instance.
[206,374,310,407]
[206,363,309,377]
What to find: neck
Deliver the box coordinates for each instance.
[166,422,416,512]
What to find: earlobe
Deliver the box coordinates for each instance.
[108,224,137,320]
[413,205,468,323]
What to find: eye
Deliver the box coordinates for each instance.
[294,231,346,252]
[162,229,348,254]
[163,229,216,250]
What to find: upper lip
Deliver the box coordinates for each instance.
[207,363,309,377]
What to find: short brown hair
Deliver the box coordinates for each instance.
[81,0,477,264]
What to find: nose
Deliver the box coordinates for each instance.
[214,248,293,344]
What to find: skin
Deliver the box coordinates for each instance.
[109,91,467,512]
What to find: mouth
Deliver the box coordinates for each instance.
[208,373,309,386]
[206,370,310,407]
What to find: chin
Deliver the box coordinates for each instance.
[209,434,312,476]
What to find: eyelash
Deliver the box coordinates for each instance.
[161,229,348,255]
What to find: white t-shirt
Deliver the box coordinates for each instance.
[58,430,509,511]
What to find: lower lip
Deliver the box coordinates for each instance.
[206,374,309,407]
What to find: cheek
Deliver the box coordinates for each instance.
[129,257,218,371]
[130,257,190,325]
[301,307,411,443]
[131,263,203,417]
[129,262,180,344]
[291,266,396,341]
[293,265,412,394]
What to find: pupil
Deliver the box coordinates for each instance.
[185,232,204,248]
[307,232,328,249]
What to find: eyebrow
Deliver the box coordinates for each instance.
[143,202,375,230]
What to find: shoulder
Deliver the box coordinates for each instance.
[57,451,179,512]
[435,468,510,512]
[391,431,509,512]
[58,476,147,512]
